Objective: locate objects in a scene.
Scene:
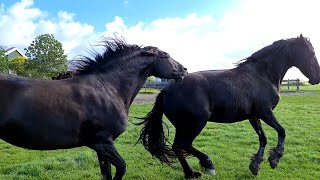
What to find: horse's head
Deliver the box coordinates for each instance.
[141,46,188,82]
[291,34,320,85]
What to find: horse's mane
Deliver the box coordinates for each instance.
[74,37,141,75]
[236,39,289,67]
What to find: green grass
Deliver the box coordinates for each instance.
[0,89,319,179]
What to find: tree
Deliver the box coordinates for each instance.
[9,56,28,76]
[147,76,155,82]
[0,47,9,73]
[25,34,67,79]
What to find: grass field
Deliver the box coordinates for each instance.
[0,85,319,179]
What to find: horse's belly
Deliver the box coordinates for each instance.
[209,111,250,123]
[0,122,81,150]
[0,134,80,150]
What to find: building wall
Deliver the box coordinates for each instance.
[7,50,22,60]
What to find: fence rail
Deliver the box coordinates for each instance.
[143,78,301,91]
[143,81,167,89]
[281,79,300,91]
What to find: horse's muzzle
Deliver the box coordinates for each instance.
[308,79,320,85]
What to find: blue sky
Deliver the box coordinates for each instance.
[1,0,319,80]
[33,0,236,31]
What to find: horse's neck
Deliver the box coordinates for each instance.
[97,65,151,109]
[247,55,292,88]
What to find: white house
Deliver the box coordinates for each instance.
[3,47,26,74]
[4,47,26,60]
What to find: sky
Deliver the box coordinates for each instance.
[1,0,320,80]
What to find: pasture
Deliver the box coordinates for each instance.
[0,85,319,179]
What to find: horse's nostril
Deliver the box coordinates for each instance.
[183,67,187,71]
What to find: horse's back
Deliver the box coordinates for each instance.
[162,69,277,124]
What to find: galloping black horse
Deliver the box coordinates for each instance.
[138,35,320,178]
[0,38,187,180]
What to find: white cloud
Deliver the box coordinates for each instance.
[0,0,94,59]
[102,0,320,80]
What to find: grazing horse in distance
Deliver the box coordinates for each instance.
[138,34,320,178]
[0,38,188,180]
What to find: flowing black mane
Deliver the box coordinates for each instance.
[74,38,141,75]
[236,39,289,67]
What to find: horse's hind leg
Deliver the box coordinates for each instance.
[93,132,126,180]
[260,110,286,169]
[189,147,215,175]
[173,137,202,179]
[249,118,267,175]
[172,120,213,179]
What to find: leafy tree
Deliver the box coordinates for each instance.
[25,34,67,79]
[0,47,9,73]
[9,56,28,76]
[147,76,155,82]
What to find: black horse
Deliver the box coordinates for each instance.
[0,38,187,180]
[138,34,320,178]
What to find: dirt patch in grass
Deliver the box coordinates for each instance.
[133,93,157,104]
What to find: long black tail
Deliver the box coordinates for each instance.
[137,91,176,164]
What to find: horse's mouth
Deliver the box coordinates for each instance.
[174,71,188,83]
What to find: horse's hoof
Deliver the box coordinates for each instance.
[206,168,216,175]
[268,148,283,169]
[249,155,263,175]
[249,162,260,176]
[268,156,278,169]
[199,162,216,175]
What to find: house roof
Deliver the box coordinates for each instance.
[4,47,26,57]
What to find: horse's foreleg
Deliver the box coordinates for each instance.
[94,143,126,180]
[93,132,126,180]
[260,110,286,169]
[97,153,112,180]
[249,118,267,175]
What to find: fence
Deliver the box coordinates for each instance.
[143,81,167,89]
[144,79,301,91]
[281,79,300,91]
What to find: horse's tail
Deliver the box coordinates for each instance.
[137,91,175,165]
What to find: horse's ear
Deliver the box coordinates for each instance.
[298,34,307,44]
[299,34,304,39]
[141,47,158,56]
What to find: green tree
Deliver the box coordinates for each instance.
[9,56,28,76]
[0,47,9,73]
[147,76,155,82]
[25,34,67,79]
